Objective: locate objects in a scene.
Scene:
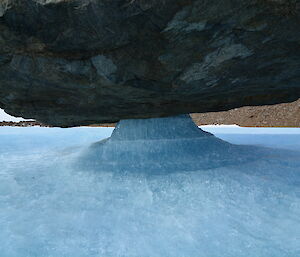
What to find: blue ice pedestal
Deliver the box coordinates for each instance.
[78,115,257,172]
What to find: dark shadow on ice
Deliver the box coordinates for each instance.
[73,115,299,174]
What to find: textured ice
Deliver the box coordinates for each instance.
[78,115,263,173]
[0,116,300,257]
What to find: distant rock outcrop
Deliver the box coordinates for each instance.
[0,0,299,127]
[192,98,300,127]
[0,121,47,127]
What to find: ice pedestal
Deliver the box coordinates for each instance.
[78,115,257,172]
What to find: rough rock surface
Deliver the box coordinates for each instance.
[0,0,299,127]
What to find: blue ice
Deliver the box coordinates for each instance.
[0,115,299,257]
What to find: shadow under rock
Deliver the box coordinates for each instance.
[71,115,300,175]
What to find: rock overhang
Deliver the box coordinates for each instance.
[0,0,299,127]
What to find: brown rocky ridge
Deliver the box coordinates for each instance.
[1,99,299,127]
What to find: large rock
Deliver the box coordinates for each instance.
[0,0,299,127]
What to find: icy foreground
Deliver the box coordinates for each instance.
[0,116,300,257]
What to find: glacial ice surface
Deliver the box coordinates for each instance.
[0,116,300,257]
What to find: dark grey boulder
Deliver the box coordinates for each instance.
[0,0,299,127]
